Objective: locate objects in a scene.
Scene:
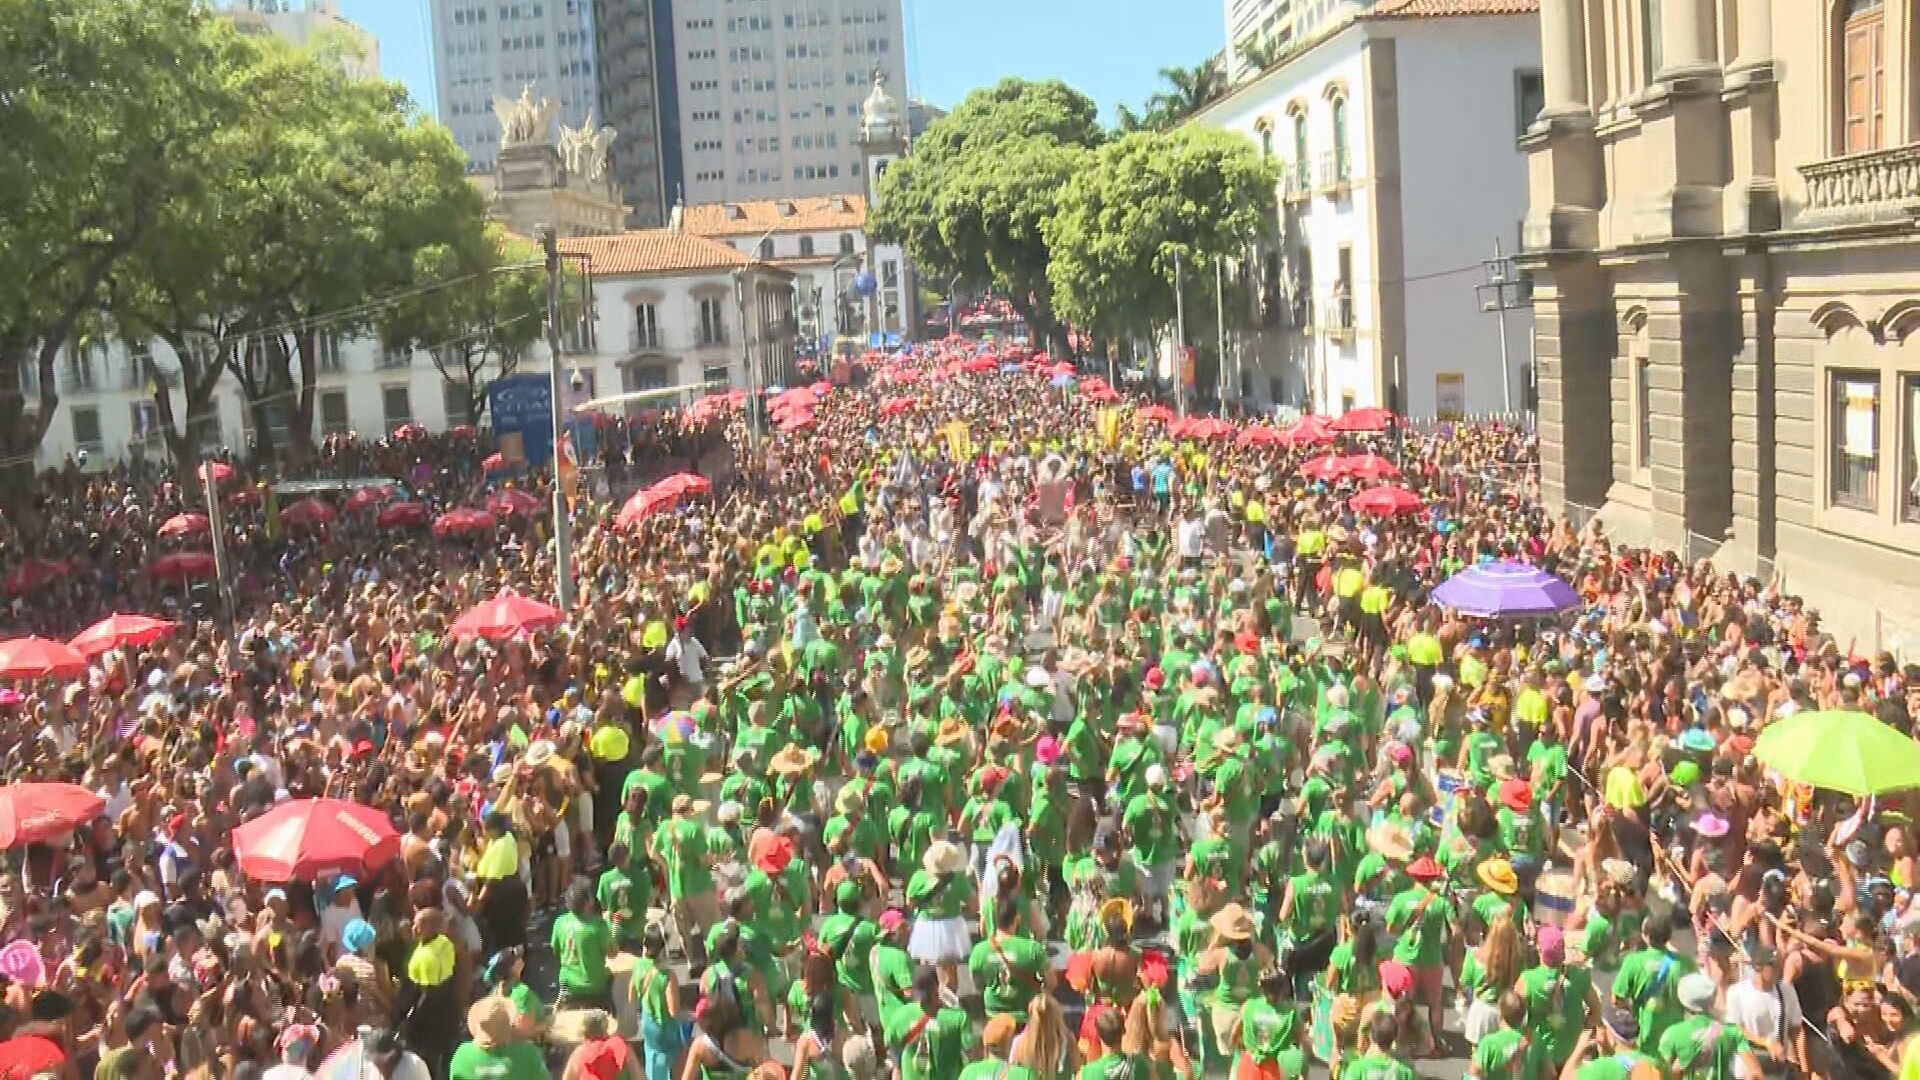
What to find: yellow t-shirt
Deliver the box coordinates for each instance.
[407,934,457,987]
[476,835,520,881]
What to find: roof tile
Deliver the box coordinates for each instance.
[682,195,867,238]
[556,231,750,276]
[1364,0,1538,18]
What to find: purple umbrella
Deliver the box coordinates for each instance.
[1431,560,1579,618]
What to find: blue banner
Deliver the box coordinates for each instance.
[868,332,885,348]
[884,332,903,347]
[489,373,554,467]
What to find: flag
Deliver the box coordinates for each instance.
[557,429,580,510]
[264,484,281,542]
[1096,408,1121,449]
[943,421,971,462]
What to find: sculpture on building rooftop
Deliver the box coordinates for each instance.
[493,85,558,149]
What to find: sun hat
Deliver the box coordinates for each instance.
[468,997,517,1049]
[1677,971,1717,1014]
[754,835,797,876]
[923,840,968,876]
[1499,778,1533,813]
[878,908,907,932]
[1209,903,1255,942]
[769,745,815,777]
[1406,855,1444,882]
[1366,821,1415,863]
[1538,925,1566,964]
[1379,960,1414,997]
[1476,858,1519,896]
[1670,760,1702,788]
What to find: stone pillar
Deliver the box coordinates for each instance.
[1634,0,1725,241]
[1724,0,1780,233]
[1533,257,1614,515]
[1725,255,1776,574]
[1642,252,1735,555]
[1657,0,1717,80]
[1540,0,1589,114]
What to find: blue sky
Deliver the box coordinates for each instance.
[336,0,1225,125]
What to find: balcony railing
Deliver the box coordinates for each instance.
[1282,160,1312,202]
[1799,144,1920,222]
[629,326,662,353]
[1319,151,1352,194]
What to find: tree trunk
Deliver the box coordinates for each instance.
[286,330,317,468]
[0,338,65,542]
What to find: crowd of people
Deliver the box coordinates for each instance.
[0,340,1915,1080]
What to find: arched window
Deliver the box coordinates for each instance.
[799,236,815,257]
[1330,96,1350,180]
[839,233,856,255]
[1840,0,1885,153]
[758,238,775,259]
[1291,113,1308,167]
[1257,120,1274,157]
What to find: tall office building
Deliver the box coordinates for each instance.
[224,0,380,78]
[428,0,601,174]
[1224,0,1378,76]
[591,0,675,226]
[669,0,908,204]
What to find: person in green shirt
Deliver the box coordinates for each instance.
[1384,855,1456,1038]
[596,842,646,950]
[1077,1005,1143,1080]
[884,967,974,1080]
[1194,903,1271,1061]
[1345,1011,1422,1080]
[1564,1007,1663,1080]
[1655,974,1758,1080]
[483,945,549,1041]
[1497,778,1549,878]
[1236,967,1308,1080]
[649,794,717,966]
[1275,837,1342,996]
[1520,926,1600,1068]
[1612,911,1697,1052]
[870,909,917,1020]
[1124,766,1180,924]
[630,925,685,1080]
[960,1015,1039,1080]
[967,895,1051,1020]
[450,997,548,1080]
[550,879,615,1008]
[1470,991,1549,1080]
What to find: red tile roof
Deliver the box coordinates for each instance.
[682,195,868,238]
[557,231,750,276]
[1365,0,1538,18]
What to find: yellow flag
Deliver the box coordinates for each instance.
[944,421,972,461]
[1096,408,1121,449]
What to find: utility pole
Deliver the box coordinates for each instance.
[1478,237,1531,416]
[1215,256,1230,412]
[1173,249,1188,417]
[539,226,575,613]
[735,268,761,458]
[202,465,231,627]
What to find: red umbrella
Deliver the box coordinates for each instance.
[1136,404,1176,424]
[1285,414,1337,447]
[1083,385,1120,403]
[1331,406,1397,433]
[449,424,477,438]
[69,614,178,658]
[1349,484,1425,516]
[227,486,264,506]
[650,472,712,499]
[0,783,106,848]
[391,422,427,441]
[0,637,88,681]
[279,498,336,529]
[157,513,209,539]
[5,559,70,596]
[149,551,217,581]
[1183,417,1238,442]
[486,489,543,518]
[615,487,678,530]
[344,485,395,512]
[777,411,817,433]
[376,501,432,529]
[230,798,400,882]
[1238,426,1289,448]
[880,396,916,417]
[431,508,496,538]
[960,357,998,374]
[197,461,234,485]
[1300,454,1346,482]
[449,591,564,640]
[1341,452,1402,482]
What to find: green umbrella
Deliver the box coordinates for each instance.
[1753,709,1920,795]
[1406,632,1444,667]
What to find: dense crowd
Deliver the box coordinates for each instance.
[0,342,1914,1080]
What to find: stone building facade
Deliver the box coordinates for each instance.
[1523,0,1920,655]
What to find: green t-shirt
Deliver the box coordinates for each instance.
[1345,1051,1420,1080]
[1327,941,1381,997]
[1286,869,1339,938]
[1238,997,1305,1062]
[1575,1051,1661,1080]
[550,912,613,996]
[1655,1017,1749,1080]
[819,911,878,995]
[959,1062,1038,1080]
[650,817,713,899]
[905,868,973,920]
[1472,1027,1546,1080]
[449,1041,547,1080]
[1613,948,1696,1050]
[967,932,1049,1018]
[506,982,547,1028]
[1498,806,1547,861]
[1385,884,1453,968]
[1518,963,1594,1064]
[883,1002,973,1080]
[871,943,915,1017]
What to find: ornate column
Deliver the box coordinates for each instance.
[1657,0,1719,82]
[1523,0,1601,252]
[1540,0,1590,115]
[1724,0,1780,233]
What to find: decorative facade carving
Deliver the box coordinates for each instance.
[1799,145,1920,220]
[559,113,618,184]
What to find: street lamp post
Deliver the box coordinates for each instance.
[539,226,575,613]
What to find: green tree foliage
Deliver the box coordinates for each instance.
[1044,127,1279,343]
[870,78,1101,354]
[1115,58,1229,133]
[0,0,239,519]
[381,226,568,431]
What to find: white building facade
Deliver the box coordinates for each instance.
[1194,0,1542,418]
[669,0,907,203]
[1225,0,1379,77]
[30,234,794,469]
[680,195,895,347]
[429,0,601,174]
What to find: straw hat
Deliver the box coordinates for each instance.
[1214,727,1244,755]
[863,726,890,754]
[769,745,815,778]
[1098,896,1136,933]
[1366,821,1415,863]
[670,793,712,816]
[468,997,517,1049]
[834,782,867,816]
[524,739,556,768]
[935,717,970,747]
[1210,903,1256,942]
[1476,858,1520,897]
[923,839,968,876]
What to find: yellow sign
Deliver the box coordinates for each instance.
[1096,408,1121,449]
[1435,372,1466,421]
[944,421,972,461]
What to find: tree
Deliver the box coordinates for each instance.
[1239,36,1284,76]
[1044,127,1279,344]
[1118,57,1231,133]
[870,78,1101,354]
[380,226,555,430]
[0,0,239,525]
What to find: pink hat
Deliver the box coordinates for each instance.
[1379,961,1414,997]
[1387,742,1414,765]
[1695,814,1730,839]
[878,908,907,931]
[1537,925,1565,964]
[1035,736,1062,766]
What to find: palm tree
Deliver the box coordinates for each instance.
[1239,35,1282,75]
[1154,58,1226,119]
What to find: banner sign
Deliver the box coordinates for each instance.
[489,373,554,467]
